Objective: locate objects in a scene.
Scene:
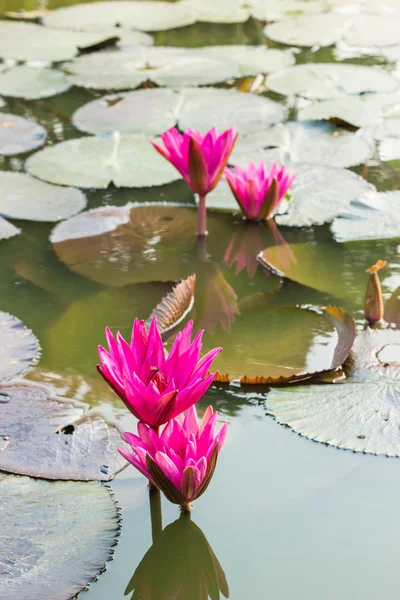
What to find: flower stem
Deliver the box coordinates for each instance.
[197,195,207,237]
[148,425,160,490]
[149,488,163,543]
[180,501,192,513]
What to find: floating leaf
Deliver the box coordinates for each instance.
[26,135,179,188]
[266,328,400,456]
[266,64,400,100]
[0,113,46,156]
[65,47,239,90]
[0,472,120,599]
[331,191,400,242]
[0,172,86,221]
[182,0,251,23]
[146,274,196,336]
[264,13,348,47]
[43,1,197,32]
[0,217,19,240]
[0,312,40,382]
[193,305,355,384]
[253,0,327,21]
[0,383,127,480]
[196,45,295,76]
[0,65,70,100]
[231,121,373,168]
[72,87,286,137]
[344,14,400,48]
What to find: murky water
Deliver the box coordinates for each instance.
[1,0,400,598]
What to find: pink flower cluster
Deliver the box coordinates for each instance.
[98,318,226,510]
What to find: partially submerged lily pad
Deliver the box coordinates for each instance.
[232,121,373,168]
[0,66,70,100]
[43,1,197,32]
[0,172,86,221]
[0,473,120,599]
[0,312,40,382]
[65,47,239,90]
[266,328,400,457]
[331,191,400,242]
[0,113,46,155]
[196,45,295,76]
[72,87,286,137]
[197,305,355,384]
[266,64,400,100]
[0,383,127,480]
[26,134,179,188]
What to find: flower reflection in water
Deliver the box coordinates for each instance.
[125,495,229,600]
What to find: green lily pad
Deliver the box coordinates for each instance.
[0,172,86,221]
[196,45,295,76]
[266,64,400,100]
[72,87,286,137]
[0,473,120,599]
[253,0,327,21]
[331,191,400,242]
[182,0,251,23]
[192,305,355,384]
[0,66,70,100]
[26,135,179,188]
[43,1,197,32]
[264,13,348,47]
[266,329,400,457]
[0,113,46,156]
[0,217,19,240]
[231,121,373,168]
[344,14,400,47]
[0,383,127,480]
[65,47,239,90]
[0,20,142,62]
[0,311,40,382]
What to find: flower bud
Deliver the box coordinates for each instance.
[364,260,387,324]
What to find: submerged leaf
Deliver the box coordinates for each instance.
[0,113,46,156]
[266,329,400,457]
[0,473,120,600]
[0,383,127,480]
[0,311,40,382]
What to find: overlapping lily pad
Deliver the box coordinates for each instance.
[0,172,86,221]
[0,312,40,382]
[266,64,400,100]
[0,383,127,480]
[0,66,70,100]
[26,135,179,188]
[266,328,400,456]
[0,473,120,599]
[72,87,286,137]
[65,47,239,90]
[196,46,295,76]
[43,1,197,32]
[331,191,400,242]
[231,121,373,168]
[0,113,46,156]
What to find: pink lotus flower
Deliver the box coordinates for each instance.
[97,318,221,428]
[224,161,296,221]
[119,405,228,510]
[152,127,237,236]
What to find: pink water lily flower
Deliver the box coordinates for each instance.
[152,127,237,236]
[98,318,221,428]
[119,405,228,510]
[224,161,296,221]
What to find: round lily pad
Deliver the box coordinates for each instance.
[0,113,46,156]
[65,47,239,90]
[0,172,86,221]
[72,87,286,137]
[266,329,400,457]
[232,121,373,168]
[196,45,295,76]
[0,217,20,240]
[43,1,197,32]
[266,64,400,100]
[0,383,127,480]
[0,311,40,382]
[344,15,400,48]
[253,0,327,21]
[183,0,251,23]
[0,66,70,100]
[331,191,400,242]
[26,134,179,188]
[0,472,120,599]
[264,13,348,47]
[195,305,355,384]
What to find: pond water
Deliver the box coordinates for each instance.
[1,0,400,598]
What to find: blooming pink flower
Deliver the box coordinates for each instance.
[224,161,296,221]
[119,405,228,509]
[97,318,221,427]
